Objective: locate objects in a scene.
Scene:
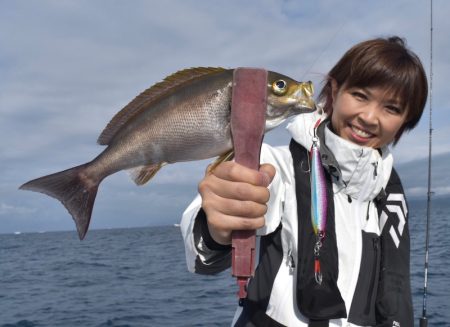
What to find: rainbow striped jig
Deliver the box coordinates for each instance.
[310,120,327,285]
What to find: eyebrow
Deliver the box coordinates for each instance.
[358,87,402,106]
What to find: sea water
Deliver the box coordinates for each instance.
[1,198,449,326]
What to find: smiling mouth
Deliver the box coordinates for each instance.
[350,125,374,139]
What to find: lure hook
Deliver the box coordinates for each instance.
[315,270,323,285]
[300,160,310,173]
[314,234,324,285]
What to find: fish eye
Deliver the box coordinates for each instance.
[272,80,287,95]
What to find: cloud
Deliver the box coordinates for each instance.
[0,202,37,216]
[1,0,449,233]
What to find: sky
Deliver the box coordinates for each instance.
[1,0,449,235]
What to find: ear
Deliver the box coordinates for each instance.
[331,79,338,103]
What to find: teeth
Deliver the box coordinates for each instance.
[352,125,372,138]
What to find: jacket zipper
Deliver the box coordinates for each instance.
[364,237,379,315]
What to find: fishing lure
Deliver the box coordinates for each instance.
[310,120,327,285]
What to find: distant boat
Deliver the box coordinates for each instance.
[173,223,181,228]
[14,231,21,235]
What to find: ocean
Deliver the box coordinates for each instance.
[1,198,449,327]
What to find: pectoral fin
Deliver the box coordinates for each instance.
[207,150,234,173]
[129,163,166,185]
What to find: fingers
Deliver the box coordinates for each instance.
[199,173,270,203]
[208,215,266,233]
[206,215,266,245]
[199,161,275,204]
[202,191,268,218]
[210,161,273,187]
[198,161,276,244]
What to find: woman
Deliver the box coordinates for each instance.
[181,36,428,326]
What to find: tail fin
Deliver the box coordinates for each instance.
[19,164,98,240]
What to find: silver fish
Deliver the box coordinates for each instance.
[20,67,315,239]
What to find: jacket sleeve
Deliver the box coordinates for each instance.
[180,194,232,275]
[375,170,414,326]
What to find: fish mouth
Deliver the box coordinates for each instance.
[293,81,316,112]
[296,98,316,112]
[291,95,316,114]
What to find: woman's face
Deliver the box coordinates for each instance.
[330,82,408,148]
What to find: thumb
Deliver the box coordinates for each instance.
[259,163,276,187]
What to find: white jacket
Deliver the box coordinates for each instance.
[181,111,396,326]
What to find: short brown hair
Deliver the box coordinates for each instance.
[318,36,428,144]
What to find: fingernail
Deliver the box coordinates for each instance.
[261,172,271,187]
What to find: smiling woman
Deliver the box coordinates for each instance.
[181,36,429,327]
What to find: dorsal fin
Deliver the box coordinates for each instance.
[97,67,227,145]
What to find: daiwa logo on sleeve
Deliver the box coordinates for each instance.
[379,194,407,248]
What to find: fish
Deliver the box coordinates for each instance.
[20,67,315,240]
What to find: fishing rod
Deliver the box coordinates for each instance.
[419,0,433,326]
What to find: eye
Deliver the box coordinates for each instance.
[272,79,287,95]
[386,105,402,115]
[351,91,368,101]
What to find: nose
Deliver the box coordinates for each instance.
[358,103,380,127]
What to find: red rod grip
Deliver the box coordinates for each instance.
[230,67,268,299]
